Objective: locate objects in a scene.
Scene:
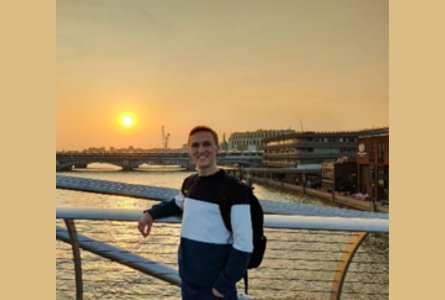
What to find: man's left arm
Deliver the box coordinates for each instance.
[213,184,253,295]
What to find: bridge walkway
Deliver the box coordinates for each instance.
[56,175,389,300]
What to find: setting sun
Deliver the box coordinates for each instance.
[121,116,134,127]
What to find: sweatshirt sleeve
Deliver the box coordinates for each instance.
[213,182,253,295]
[147,192,184,219]
[146,177,191,219]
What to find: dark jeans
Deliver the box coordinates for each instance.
[181,281,238,300]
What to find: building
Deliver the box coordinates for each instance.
[356,128,389,202]
[262,131,360,168]
[321,158,357,194]
[228,129,295,151]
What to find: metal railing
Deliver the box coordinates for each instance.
[56,207,389,300]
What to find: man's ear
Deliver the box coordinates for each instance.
[187,146,192,157]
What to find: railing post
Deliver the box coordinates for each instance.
[330,232,369,300]
[64,219,83,300]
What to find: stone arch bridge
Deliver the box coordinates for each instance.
[56,152,263,171]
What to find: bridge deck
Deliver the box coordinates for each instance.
[57,175,388,299]
[56,175,387,220]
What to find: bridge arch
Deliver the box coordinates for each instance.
[56,153,262,171]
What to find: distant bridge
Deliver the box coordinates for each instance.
[56,151,264,171]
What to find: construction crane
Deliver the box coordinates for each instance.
[161,126,170,149]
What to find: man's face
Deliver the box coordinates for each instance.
[188,131,220,172]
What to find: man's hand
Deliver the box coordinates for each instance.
[138,212,154,238]
[212,288,224,298]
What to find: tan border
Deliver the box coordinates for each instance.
[8,0,55,298]
[389,0,442,298]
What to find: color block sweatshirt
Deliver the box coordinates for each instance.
[147,169,253,295]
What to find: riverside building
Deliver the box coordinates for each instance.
[262,131,361,168]
[356,128,389,202]
[228,129,295,151]
[321,158,358,194]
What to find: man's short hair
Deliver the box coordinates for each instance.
[188,125,219,145]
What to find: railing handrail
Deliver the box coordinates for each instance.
[56,206,388,233]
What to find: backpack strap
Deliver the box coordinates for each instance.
[183,173,198,196]
[217,174,235,232]
[243,271,249,295]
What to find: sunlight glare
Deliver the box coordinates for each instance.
[122,116,134,127]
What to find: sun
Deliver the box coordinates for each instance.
[122,116,134,127]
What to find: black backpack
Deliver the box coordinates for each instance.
[183,173,267,294]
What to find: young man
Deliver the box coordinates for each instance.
[138,125,253,300]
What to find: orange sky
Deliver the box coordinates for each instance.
[56,0,388,151]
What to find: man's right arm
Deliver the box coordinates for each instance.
[138,197,184,238]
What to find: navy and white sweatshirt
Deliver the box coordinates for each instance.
[147,169,253,295]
